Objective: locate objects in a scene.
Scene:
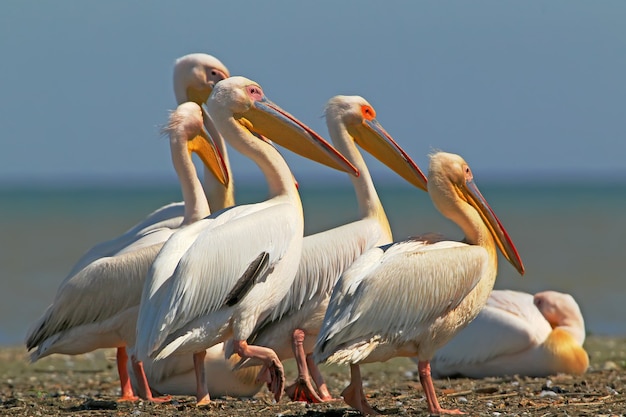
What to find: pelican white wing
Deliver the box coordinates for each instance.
[138,198,301,358]
[26,238,164,359]
[268,218,386,324]
[315,239,488,365]
[66,205,183,276]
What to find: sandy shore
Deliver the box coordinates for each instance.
[1,335,625,416]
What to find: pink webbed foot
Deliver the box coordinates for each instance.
[235,340,284,402]
[341,384,378,415]
[340,364,378,415]
[285,376,324,403]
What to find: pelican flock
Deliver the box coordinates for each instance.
[24,50,591,416]
[133,76,359,406]
[25,100,228,402]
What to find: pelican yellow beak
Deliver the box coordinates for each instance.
[347,111,428,191]
[235,97,359,177]
[462,179,525,275]
[186,128,229,186]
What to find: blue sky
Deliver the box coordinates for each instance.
[1,1,625,186]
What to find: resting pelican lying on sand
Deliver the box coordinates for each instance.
[133,76,359,406]
[314,151,525,415]
[427,289,588,378]
[25,101,228,402]
[239,95,428,403]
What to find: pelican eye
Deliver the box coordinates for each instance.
[246,85,264,101]
[463,165,473,181]
[360,105,376,121]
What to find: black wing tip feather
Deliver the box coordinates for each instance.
[224,252,269,307]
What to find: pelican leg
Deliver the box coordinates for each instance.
[284,329,324,403]
[194,350,212,407]
[233,339,284,402]
[341,364,378,415]
[417,360,464,415]
[306,353,334,401]
[129,353,171,403]
[116,347,138,401]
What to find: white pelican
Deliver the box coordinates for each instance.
[133,76,359,406]
[427,289,588,378]
[64,53,232,277]
[239,95,428,403]
[25,101,228,402]
[314,151,525,415]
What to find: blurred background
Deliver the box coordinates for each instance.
[1,1,625,345]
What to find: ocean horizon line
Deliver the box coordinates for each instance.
[2,169,626,190]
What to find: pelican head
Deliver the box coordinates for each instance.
[208,76,359,176]
[428,152,525,275]
[173,53,230,105]
[172,53,231,186]
[163,102,228,185]
[534,291,583,325]
[325,95,428,191]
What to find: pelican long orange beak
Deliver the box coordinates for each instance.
[186,127,229,186]
[347,110,428,191]
[462,179,525,275]
[235,97,359,177]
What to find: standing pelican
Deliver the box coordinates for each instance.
[134,76,359,406]
[240,95,428,403]
[314,151,525,415]
[25,102,228,402]
[428,290,588,378]
[64,53,231,277]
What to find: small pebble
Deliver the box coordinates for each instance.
[457,397,468,403]
[603,361,620,371]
